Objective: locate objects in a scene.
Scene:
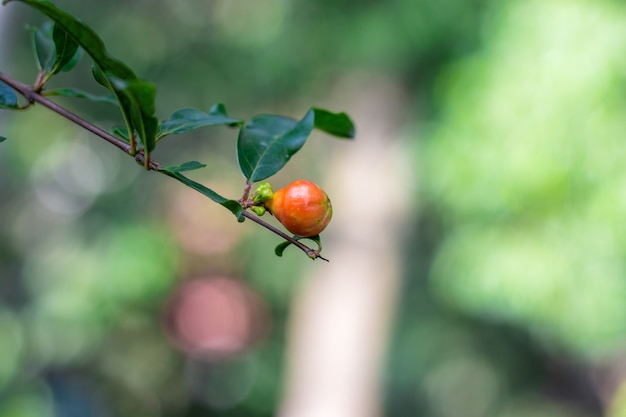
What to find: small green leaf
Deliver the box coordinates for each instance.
[0,81,18,109]
[31,22,54,71]
[50,22,80,75]
[206,103,245,126]
[60,46,83,72]
[0,136,7,142]
[91,64,109,88]
[237,110,314,182]
[312,108,355,138]
[109,75,159,154]
[157,106,242,139]
[158,169,243,220]
[209,103,228,116]
[44,87,118,105]
[275,235,321,257]
[111,126,130,142]
[274,241,292,257]
[160,161,207,173]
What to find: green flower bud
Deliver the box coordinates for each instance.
[250,205,266,216]
[252,182,274,204]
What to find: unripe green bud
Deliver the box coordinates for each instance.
[250,205,266,216]
[252,182,274,204]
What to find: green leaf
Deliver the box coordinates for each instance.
[30,21,81,75]
[160,161,207,173]
[44,87,118,105]
[209,103,230,117]
[158,169,243,220]
[275,235,321,257]
[0,81,18,109]
[157,105,242,139]
[92,71,159,163]
[109,75,159,153]
[312,108,355,138]
[31,22,54,71]
[111,126,130,142]
[237,110,315,182]
[50,22,80,75]
[274,241,291,257]
[91,64,109,88]
[60,45,83,72]
[0,136,6,142]
[236,108,355,182]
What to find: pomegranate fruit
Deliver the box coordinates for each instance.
[264,180,332,237]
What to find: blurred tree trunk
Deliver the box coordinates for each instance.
[278,75,411,417]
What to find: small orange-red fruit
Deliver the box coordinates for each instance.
[264,180,332,237]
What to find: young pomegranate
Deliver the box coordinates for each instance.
[264,180,332,237]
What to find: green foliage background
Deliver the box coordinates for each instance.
[3,0,626,416]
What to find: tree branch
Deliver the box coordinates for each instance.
[2,73,124,150]
[0,70,327,260]
[242,210,328,261]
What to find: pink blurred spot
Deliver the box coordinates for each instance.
[163,277,269,360]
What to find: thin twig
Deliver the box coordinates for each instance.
[242,210,328,261]
[0,71,325,260]
[240,181,252,207]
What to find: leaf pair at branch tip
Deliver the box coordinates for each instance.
[32,21,82,82]
[91,65,158,160]
[237,107,356,182]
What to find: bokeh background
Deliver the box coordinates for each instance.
[2,0,626,416]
